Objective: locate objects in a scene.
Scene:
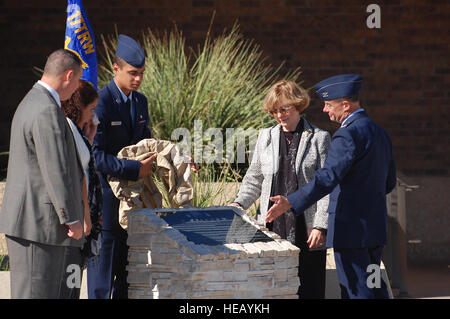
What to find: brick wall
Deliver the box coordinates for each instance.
[0,0,448,262]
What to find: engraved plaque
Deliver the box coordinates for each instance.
[161,209,273,246]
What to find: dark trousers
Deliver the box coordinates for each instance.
[295,216,326,299]
[6,235,82,299]
[297,247,327,299]
[333,246,390,299]
[86,229,128,299]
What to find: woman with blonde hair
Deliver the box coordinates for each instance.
[230,80,331,298]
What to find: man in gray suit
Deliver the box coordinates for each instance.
[0,49,86,298]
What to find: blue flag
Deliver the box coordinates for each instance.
[64,0,98,90]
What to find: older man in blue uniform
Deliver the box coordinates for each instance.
[266,74,396,299]
[89,35,156,299]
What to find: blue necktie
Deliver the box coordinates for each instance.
[126,98,135,127]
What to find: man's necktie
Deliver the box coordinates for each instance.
[125,98,134,127]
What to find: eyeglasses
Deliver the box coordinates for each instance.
[269,105,294,116]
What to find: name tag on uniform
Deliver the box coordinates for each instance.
[111,121,122,126]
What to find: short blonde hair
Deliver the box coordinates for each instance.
[262,80,310,114]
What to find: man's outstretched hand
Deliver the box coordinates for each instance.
[265,195,292,223]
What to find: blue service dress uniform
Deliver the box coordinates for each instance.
[287,110,396,298]
[88,79,151,299]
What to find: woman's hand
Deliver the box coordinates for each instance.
[307,228,326,249]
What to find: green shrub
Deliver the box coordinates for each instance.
[0,255,9,271]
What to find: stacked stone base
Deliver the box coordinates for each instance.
[127,209,300,299]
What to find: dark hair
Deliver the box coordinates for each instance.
[113,55,125,68]
[61,80,98,125]
[43,49,82,77]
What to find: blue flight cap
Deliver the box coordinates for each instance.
[115,34,145,68]
[314,74,362,101]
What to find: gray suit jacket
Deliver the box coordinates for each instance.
[0,83,85,247]
[234,119,330,233]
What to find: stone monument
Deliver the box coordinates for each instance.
[126,207,300,299]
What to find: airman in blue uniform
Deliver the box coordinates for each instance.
[88,34,155,299]
[266,74,396,298]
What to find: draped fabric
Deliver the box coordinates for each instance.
[108,138,194,230]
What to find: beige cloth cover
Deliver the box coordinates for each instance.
[108,138,194,229]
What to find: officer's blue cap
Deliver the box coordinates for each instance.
[314,74,362,101]
[115,34,145,68]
